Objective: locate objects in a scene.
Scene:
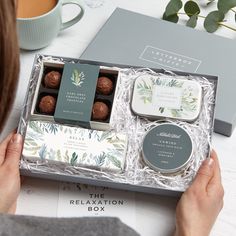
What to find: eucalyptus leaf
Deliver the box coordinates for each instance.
[217,0,236,14]
[162,0,236,33]
[184,1,200,17]
[204,11,225,32]
[186,14,198,28]
[163,12,179,23]
[164,0,183,17]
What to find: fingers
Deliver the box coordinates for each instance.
[210,150,221,180]
[207,150,224,197]
[3,134,23,169]
[0,132,15,166]
[191,156,215,191]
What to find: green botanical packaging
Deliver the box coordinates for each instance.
[22,121,128,173]
[54,63,100,127]
[131,75,202,122]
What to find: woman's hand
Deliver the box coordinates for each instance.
[174,150,224,236]
[0,132,23,214]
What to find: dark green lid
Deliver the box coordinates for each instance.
[142,123,193,173]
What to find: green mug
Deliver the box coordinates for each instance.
[17,0,84,50]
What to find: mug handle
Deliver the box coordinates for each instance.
[61,0,84,30]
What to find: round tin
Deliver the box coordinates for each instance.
[142,123,193,174]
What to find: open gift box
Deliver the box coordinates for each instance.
[18,54,218,197]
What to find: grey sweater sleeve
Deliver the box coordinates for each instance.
[0,214,139,236]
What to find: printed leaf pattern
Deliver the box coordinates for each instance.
[171,109,182,118]
[108,155,122,169]
[30,121,59,135]
[71,69,85,87]
[57,150,62,162]
[95,152,106,166]
[23,121,126,172]
[64,150,70,163]
[159,107,165,113]
[38,144,47,160]
[70,152,78,166]
[181,90,198,112]
[137,80,152,104]
[29,121,44,134]
[42,123,59,134]
[136,77,199,119]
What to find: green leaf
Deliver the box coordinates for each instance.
[164,0,183,17]
[29,121,43,134]
[95,152,106,166]
[57,150,62,161]
[171,109,181,117]
[159,107,165,113]
[184,1,200,17]
[186,14,198,28]
[71,69,80,86]
[64,150,70,162]
[108,155,121,169]
[235,12,236,22]
[217,0,236,14]
[204,11,225,33]
[70,152,78,165]
[163,12,179,23]
[38,144,47,159]
[45,123,59,134]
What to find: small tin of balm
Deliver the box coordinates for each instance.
[142,123,193,174]
[131,75,202,122]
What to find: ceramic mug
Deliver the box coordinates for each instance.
[17,0,84,50]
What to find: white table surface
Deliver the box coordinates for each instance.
[1,1,236,235]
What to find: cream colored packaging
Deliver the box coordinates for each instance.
[23,120,128,173]
[131,75,202,122]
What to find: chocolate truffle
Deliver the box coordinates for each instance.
[39,95,56,114]
[92,101,109,120]
[96,76,113,95]
[44,71,61,89]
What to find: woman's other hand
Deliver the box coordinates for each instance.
[175,150,224,236]
[0,132,23,214]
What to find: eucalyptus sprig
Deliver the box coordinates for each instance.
[163,0,236,32]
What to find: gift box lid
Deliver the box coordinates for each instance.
[80,8,236,137]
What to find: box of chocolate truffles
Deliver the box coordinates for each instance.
[30,61,119,130]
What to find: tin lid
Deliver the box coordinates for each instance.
[131,75,202,122]
[142,123,193,174]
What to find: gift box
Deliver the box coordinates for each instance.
[18,54,218,196]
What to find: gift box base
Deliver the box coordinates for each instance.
[18,54,218,197]
[20,167,182,197]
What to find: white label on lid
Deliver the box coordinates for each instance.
[152,85,183,109]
